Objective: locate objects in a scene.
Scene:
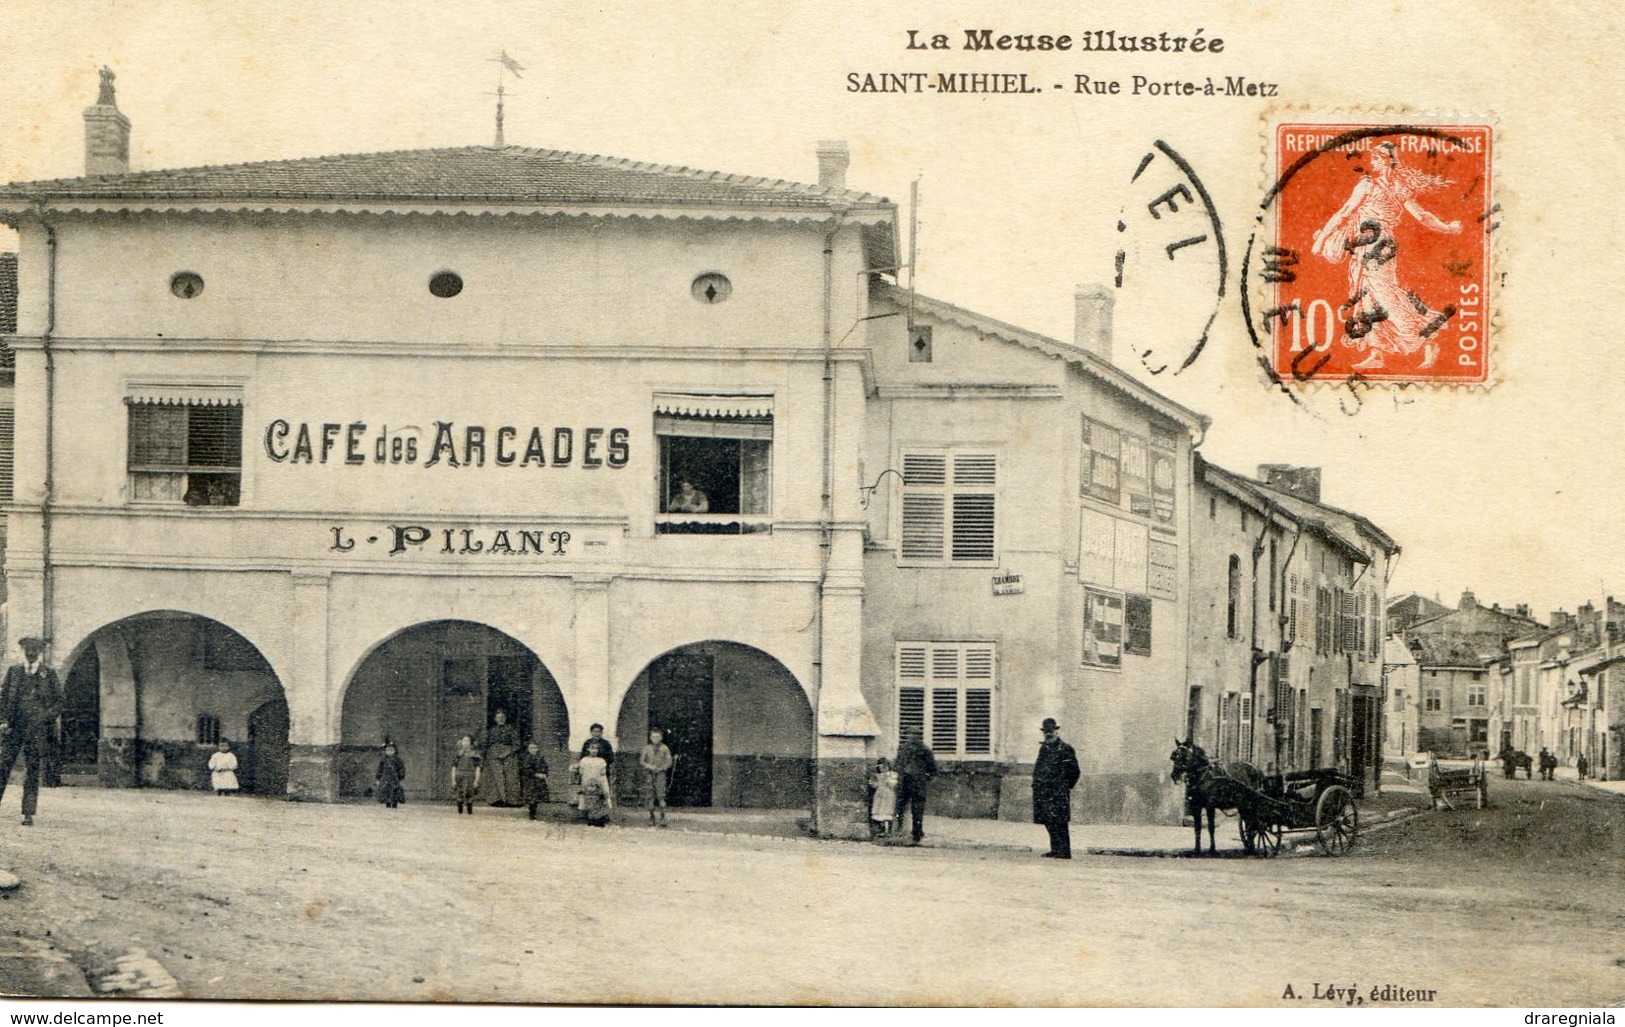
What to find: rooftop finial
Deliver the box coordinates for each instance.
[489,50,524,147]
[495,82,505,147]
[97,65,117,106]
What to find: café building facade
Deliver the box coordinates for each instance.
[0,81,1208,830]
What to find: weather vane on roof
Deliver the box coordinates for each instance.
[488,50,524,147]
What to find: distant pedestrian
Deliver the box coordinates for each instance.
[894,726,937,845]
[376,742,406,809]
[868,757,898,839]
[451,735,481,814]
[208,739,240,796]
[639,729,673,827]
[0,636,64,826]
[1032,717,1081,859]
[520,741,548,819]
[1539,748,1557,781]
[1577,751,1590,781]
[483,709,522,807]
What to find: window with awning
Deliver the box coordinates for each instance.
[654,393,773,535]
[126,385,244,506]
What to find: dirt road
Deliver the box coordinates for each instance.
[1,778,1622,1005]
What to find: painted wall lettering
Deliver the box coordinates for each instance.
[265,420,632,469]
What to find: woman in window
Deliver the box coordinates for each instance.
[669,479,710,515]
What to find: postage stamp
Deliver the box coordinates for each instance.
[1255,122,1495,386]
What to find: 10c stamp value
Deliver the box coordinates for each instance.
[1255,122,1495,386]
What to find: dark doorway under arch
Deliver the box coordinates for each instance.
[62,612,288,794]
[340,620,568,802]
[617,641,813,808]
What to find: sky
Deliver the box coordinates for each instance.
[0,0,1620,618]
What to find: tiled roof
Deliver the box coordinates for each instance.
[0,145,893,212]
[1407,634,1489,667]
[879,284,1210,433]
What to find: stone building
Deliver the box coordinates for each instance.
[1189,460,1398,791]
[0,74,1229,828]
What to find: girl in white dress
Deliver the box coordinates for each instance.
[209,739,240,796]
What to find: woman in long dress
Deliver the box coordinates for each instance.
[483,709,522,807]
[1310,141,1462,370]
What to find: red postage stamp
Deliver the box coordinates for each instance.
[1265,123,1494,385]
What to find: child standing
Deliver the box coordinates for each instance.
[577,751,612,827]
[376,742,406,809]
[450,735,481,814]
[209,739,240,796]
[639,729,674,827]
[868,757,898,838]
[520,741,549,820]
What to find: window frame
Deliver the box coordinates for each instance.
[125,393,245,508]
[653,396,774,535]
[894,641,997,760]
[896,447,1000,567]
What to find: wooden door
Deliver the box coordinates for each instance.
[648,652,714,806]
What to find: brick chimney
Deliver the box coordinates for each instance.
[1459,590,1478,612]
[816,140,849,192]
[83,65,131,177]
[1074,285,1113,363]
[1257,464,1322,504]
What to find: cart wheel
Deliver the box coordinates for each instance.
[1315,785,1358,856]
[1243,815,1282,858]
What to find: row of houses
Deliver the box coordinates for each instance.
[0,74,1399,831]
[1384,590,1625,779]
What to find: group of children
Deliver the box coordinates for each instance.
[370,723,676,828]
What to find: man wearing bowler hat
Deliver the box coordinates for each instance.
[0,637,63,826]
[1032,717,1080,859]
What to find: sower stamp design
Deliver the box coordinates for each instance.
[1257,123,1494,386]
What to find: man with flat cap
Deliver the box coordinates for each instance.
[0,637,63,826]
[1032,717,1080,859]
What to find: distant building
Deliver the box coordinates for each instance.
[1382,635,1419,760]
[1386,592,1450,635]
[1190,459,1398,790]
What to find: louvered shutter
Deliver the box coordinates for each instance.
[950,454,996,563]
[962,646,994,755]
[899,453,947,560]
[0,406,13,503]
[896,646,927,739]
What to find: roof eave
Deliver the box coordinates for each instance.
[884,285,1209,433]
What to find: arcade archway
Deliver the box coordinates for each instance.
[339,620,567,801]
[62,612,288,794]
[616,641,813,808]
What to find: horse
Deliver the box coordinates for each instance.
[1497,748,1532,780]
[1169,738,1270,855]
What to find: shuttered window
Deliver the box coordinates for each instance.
[1341,589,1360,654]
[898,450,998,566]
[1239,694,1254,764]
[0,406,13,503]
[127,397,243,506]
[1125,593,1153,657]
[1368,591,1382,661]
[895,642,996,758]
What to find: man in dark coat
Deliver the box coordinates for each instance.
[894,726,937,845]
[0,637,64,826]
[1032,717,1081,859]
